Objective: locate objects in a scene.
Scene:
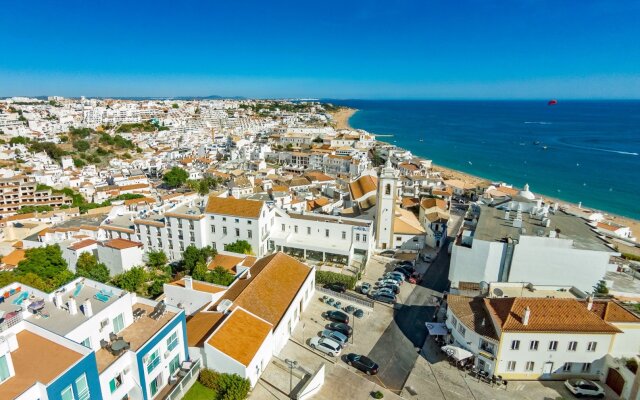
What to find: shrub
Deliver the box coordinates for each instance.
[198,369,250,399]
[627,358,638,374]
[622,252,640,262]
[315,270,356,290]
[372,390,384,399]
[198,368,220,390]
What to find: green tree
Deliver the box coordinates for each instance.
[10,136,30,145]
[172,103,179,109]
[192,261,208,281]
[73,158,86,168]
[206,266,235,286]
[163,167,189,188]
[111,267,147,295]
[75,253,110,283]
[286,143,293,150]
[182,245,216,274]
[73,140,90,152]
[15,245,74,292]
[198,180,210,196]
[224,240,253,255]
[593,279,609,296]
[146,250,168,269]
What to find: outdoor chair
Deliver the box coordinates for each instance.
[100,339,110,349]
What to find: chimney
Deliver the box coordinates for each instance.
[54,292,63,309]
[587,296,594,311]
[184,276,193,290]
[83,299,93,317]
[68,297,78,316]
[522,306,531,325]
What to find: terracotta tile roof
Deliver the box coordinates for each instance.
[587,300,640,323]
[207,308,272,367]
[484,297,621,333]
[208,254,245,272]
[496,186,519,196]
[2,249,25,267]
[393,207,425,235]
[432,187,453,197]
[170,278,227,294]
[12,241,23,249]
[596,222,622,232]
[216,252,312,329]
[68,239,98,251]
[205,195,264,218]
[124,196,156,206]
[102,238,143,250]
[401,197,420,208]
[349,175,378,200]
[421,198,447,210]
[447,295,498,340]
[186,312,225,347]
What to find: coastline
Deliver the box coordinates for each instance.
[340,106,640,241]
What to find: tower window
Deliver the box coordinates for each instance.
[385,184,391,195]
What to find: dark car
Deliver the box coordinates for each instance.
[378,284,400,294]
[346,353,379,375]
[323,283,346,293]
[324,310,349,324]
[372,293,396,304]
[394,265,415,275]
[328,322,353,337]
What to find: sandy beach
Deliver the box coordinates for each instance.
[335,107,640,242]
[331,107,357,130]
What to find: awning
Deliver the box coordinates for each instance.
[441,345,473,361]
[426,322,448,336]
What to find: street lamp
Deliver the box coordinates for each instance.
[285,358,298,394]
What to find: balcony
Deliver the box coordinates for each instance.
[157,358,203,400]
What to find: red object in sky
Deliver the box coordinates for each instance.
[548,99,558,105]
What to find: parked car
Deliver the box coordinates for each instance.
[328,322,353,337]
[378,277,403,286]
[323,283,346,293]
[346,353,379,375]
[377,284,400,294]
[374,288,396,298]
[372,293,396,304]
[320,329,348,347]
[408,273,422,284]
[354,309,364,318]
[564,379,605,398]
[394,266,415,276]
[323,310,349,324]
[385,271,406,281]
[309,337,342,357]
[379,250,396,257]
[360,282,372,295]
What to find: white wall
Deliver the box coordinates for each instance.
[163,284,223,316]
[609,323,640,357]
[449,240,505,287]
[272,268,315,354]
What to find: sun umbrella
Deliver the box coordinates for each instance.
[441,345,473,361]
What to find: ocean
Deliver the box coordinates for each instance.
[331,100,640,220]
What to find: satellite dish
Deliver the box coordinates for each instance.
[493,288,504,297]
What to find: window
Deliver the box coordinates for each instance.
[385,184,391,195]
[147,349,161,373]
[222,217,226,222]
[61,385,75,400]
[363,234,367,242]
[342,231,346,240]
[451,317,458,329]
[548,341,558,351]
[281,224,285,232]
[0,355,10,383]
[325,229,329,237]
[210,216,215,220]
[511,340,520,350]
[248,220,252,225]
[568,341,577,351]
[529,340,539,351]
[525,361,535,371]
[167,331,178,351]
[109,373,123,393]
[507,361,516,371]
[235,228,240,237]
[248,230,253,239]
[81,337,91,348]
[587,341,597,352]
[396,236,402,241]
[457,324,466,337]
[235,218,239,223]
[211,225,215,233]
[169,354,180,376]
[581,362,591,373]
[150,373,162,396]
[294,225,298,233]
[307,227,311,235]
[563,362,572,372]
[356,233,360,241]
[76,374,90,400]
[113,313,124,333]
[222,227,227,235]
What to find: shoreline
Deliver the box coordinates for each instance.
[338,107,640,240]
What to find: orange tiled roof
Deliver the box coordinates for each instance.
[208,254,244,272]
[170,278,227,294]
[207,308,272,366]
[447,295,498,340]
[596,222,621,232]
[186,312,225,347]
[349,175,377,200]
[205,195,264,218]
[421,198,447,210]
[68,239,98,251]
[2,249,25,267]
[484,297,621,333]
[102,238,143,250]
[587,300,640,323]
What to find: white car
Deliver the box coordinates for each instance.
[309,337,342,357]
[564,379,605,398]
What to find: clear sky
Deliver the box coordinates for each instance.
[1,0,639,99]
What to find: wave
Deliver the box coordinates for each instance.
[561,142,638,156]
[524,121,552,125]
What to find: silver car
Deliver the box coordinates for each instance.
[320,329,348,347]
[309,337,342,357]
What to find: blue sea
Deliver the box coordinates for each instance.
[332,100,640,219]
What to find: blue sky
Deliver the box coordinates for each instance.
[1,0,639,99]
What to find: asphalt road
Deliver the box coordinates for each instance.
[365,242,452,393]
